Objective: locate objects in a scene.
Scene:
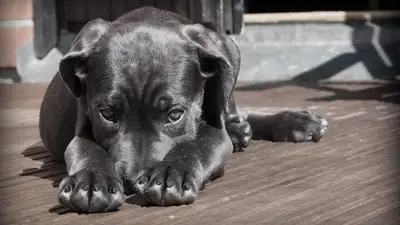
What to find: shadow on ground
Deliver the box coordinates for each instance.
[236,17,400,105]
[19,141,65,187]
[236,81,400,105]
[19,141,149,215]
[19,141,70,214]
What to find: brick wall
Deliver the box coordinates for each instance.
[0,0,33,68]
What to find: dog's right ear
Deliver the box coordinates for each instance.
[59,19,111,97]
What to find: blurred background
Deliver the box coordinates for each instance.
[0,0,399,84]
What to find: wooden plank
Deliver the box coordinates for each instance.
[232,0,244,34]
[244,10,400,23]
[215,0,223,32]
[223,0,233,34]
[201,0,217,26]
[87,0,111,20]
[188,0,201,22]
[198,0,219,31]
[138,0,155,7]
[110,0,126,20]
[124,0,140,11]
[0,83,399,224]
[368,0,381,10]
[62,0,86,22]
[32,0,58,59]
[172,0,189,18]
[155,0,173,11]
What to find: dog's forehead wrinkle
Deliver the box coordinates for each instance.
[108,26,185,53]
[106,26,191,69]
[110,68,192,108]
[88,24,202,115]
[112,24,185,46]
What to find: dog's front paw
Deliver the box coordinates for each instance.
[226,114,252,152]
[273,110,328,143]
[58,170,124,213]
[134,163,199,206]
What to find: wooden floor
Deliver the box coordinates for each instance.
[0,82,399,225]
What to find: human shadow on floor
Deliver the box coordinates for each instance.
[235,18,400,205]
[235,17,400,103]
[236,81,400,105]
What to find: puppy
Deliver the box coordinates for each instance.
[39,7,328,213]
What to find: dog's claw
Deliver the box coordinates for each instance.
[226,114,252,152]
[58,170,124,213]
[272,111,328,143]
[134,163,199,206]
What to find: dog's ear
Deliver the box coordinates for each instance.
[182,24,239,128]
[59,19,111,97]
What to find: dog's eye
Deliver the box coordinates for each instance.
[99,108,116,122]
[167,109,184,122]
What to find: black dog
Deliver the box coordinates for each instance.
[39,7,328,213]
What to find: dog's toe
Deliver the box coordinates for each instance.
[134,164,198,206]
[317,118,328,138]
[273,111,328,143]
[58,170,124,213]
[226,115,252,152]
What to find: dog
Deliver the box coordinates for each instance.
[39,7,328,213]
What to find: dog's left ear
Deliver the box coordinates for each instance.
[182,24,240,128]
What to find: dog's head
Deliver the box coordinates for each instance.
[59,17,239,169]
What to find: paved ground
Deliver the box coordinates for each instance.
[0,82,399,225]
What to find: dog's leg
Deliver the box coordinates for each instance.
[57,136,124,213]
[246,110,328,143]
[225,95,252,152]
[132,123,231,206]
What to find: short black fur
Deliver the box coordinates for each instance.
[39,7,328,213]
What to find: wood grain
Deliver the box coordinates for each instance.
[0,82,399,225]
